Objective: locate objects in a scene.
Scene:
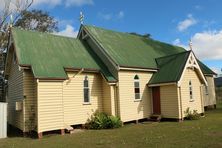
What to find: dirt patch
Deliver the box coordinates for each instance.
[207,131,222,137]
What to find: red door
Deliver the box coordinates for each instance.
[152,87,161,114]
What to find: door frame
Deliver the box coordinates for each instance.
[152,86,161,114]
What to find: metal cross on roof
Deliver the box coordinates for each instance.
[189,39,193,50]
[79,11,84,24]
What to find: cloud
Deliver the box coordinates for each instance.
[98,11,125,21]
[55,24,78,38]
[211,67,222,75]
[194,5,203,10]
[32,0,93,7]
[32,0,62,7]
[177,14,197,32]
[65,0,93,7]
[98,12,112,21]
[173,29,222,60]
[117,11,124,19]
[172,38,181,45]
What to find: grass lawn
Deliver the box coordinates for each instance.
[1,101,222,148]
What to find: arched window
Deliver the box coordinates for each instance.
[83,76,90,103]
[189,80,193,100]
[134,75,140,100]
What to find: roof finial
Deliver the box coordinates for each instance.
[189,39,193,51]
[10,14,13,28]
[79,11,84,24]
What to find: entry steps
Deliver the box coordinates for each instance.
[150,114,162,122]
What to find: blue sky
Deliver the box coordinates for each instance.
[32,0,222,74]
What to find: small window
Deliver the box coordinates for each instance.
[189,80,193,100]
[134,75,140,100]
[83,76,90,103]
[205,86,209,95]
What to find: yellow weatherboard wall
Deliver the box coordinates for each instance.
[7,59,24,131]
[23,69,37,132]
[118,71,152,122]
[203,76,216,107]
[160,85,180,118]
[180,68,203,117]
[63,72,103,126]
[37,72,104,133]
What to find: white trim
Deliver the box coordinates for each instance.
[134,99,142,102]
[148,82,177,87]
[119,67,158,72]
[177,52,208,87]
[83,75,90,103]
[134,75,141,100]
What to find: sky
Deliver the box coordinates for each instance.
[4,0,222,75]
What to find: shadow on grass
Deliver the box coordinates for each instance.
[7,125,37,139]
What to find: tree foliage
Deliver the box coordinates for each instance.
[0,0,33,50]
[130,32,152,39]
[15,10,58,32]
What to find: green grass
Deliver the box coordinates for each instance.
[1,101,222,148]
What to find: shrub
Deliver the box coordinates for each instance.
[86,111,122,129]
[184,107,201,120]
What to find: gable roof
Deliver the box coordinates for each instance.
[83,25,185,69]
[83,25,215,76]
[149,51,190,85]
[11,28,116,82]
[9,25,215,83]
[197,60,217,75]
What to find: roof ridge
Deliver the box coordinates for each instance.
[83,25,186,49]
[155,50,190,68]
[156,50,190,61]
[12,27,78,40]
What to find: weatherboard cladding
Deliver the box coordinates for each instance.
[11,25,215,83]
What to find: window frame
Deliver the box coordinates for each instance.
[189,80,194,101]
[83,75,90,104]
[134,75,141,100]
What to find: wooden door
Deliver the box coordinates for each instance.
[152,87,161,114]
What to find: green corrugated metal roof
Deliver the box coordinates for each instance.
[84,25,185,69]
[12,28,116,82]
[84,25,215,76]
[11,25,215,84]
[197,60,217,75]
[149,51,190,85]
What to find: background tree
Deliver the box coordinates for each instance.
[0,0,33,50]
[130,32,152,39]
[15,10,58,32]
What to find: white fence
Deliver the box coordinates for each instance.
[0,103,7,139]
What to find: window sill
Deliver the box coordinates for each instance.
[189,100,194,102]
[134,99,142,102]
[83,102,91,105]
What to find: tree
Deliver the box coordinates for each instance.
[15,10,58,32]
[0,0,33,50]
[130,32,152,39]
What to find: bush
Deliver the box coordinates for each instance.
[184,108,201,120]
[86,111,122,129]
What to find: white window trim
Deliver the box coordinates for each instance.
[134,75,141,100]
[83,76,90,104]
[189,80,194,102]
